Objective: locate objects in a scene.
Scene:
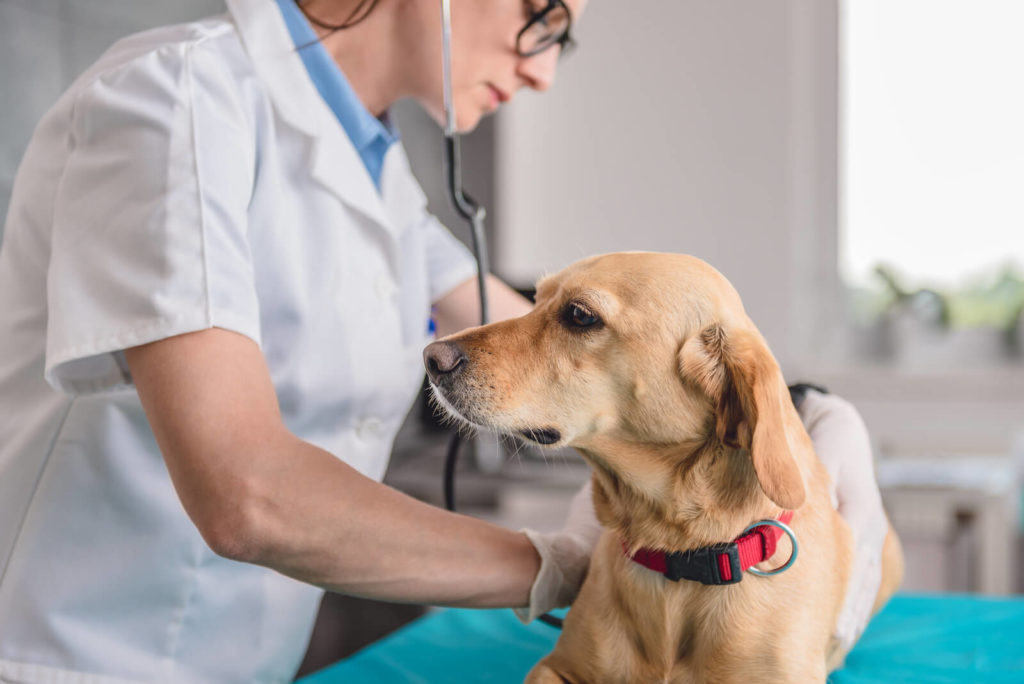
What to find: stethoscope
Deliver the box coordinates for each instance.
[437,0,564,629]
[437,0,489,518]
[439,0,490,328]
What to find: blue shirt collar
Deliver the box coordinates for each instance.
[274,0,399,189]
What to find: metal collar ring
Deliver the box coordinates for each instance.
[742,518,799,577]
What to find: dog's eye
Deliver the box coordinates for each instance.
[564,303,601,329]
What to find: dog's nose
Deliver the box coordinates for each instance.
[423,341,468,384]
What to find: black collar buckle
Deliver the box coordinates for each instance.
[664,543,742,586]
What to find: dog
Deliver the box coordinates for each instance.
[424,252,902,683]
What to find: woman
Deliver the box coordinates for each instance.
[0,0,886,681]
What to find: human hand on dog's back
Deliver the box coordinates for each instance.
[797,389,889,651]
[516,389,888,649]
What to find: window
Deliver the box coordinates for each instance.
[840,0,1024,347]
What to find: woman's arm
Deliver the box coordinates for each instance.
[432,274,533,337]
[125,327,539,607]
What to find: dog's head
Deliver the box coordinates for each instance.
[425,252,806,519]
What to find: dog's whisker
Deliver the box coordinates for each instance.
[507,441,522,468]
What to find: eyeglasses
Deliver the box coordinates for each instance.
[516,0,576,58]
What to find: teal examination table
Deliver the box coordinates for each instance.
[298,594,1024,683]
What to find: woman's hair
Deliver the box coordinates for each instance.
[296,0,383,33]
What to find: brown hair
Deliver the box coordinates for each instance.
[295,0,383,33]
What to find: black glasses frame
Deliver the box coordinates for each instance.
[515,0,576,58]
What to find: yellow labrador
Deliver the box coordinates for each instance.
[424,252,902,683]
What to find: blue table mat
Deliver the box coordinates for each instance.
[298,595,1024,683]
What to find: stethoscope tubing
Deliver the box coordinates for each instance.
[438,0,562,630]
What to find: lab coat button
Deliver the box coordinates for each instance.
[374,274,396,301]
[356,417,383,439]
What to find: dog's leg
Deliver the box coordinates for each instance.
[874,522,904,613]
[523,659,574,684]
[825,636,849,674]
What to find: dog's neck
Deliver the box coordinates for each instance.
[582,440,781,554]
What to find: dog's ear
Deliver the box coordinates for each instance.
[679,325,806,509]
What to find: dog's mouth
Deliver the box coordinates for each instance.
[428,383,564,447]
[427,382,484,430]
[517,428,562,445]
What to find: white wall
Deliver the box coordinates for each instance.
[0,0,226,232]
[495,0,841,372]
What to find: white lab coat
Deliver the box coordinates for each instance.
[0,0,476,681]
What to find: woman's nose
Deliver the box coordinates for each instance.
[516,47,561,92]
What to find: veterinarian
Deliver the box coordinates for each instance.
[0,0,887,681]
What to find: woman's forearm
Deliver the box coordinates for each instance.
[433,274,534,338]
[126,327,539,609]
[239,432,540,607]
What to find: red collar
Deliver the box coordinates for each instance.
[621,511,795,585]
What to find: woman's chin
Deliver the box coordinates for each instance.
[421,94,487,134]
[454,108,485,134]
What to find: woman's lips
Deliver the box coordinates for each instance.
[486,84,509,111]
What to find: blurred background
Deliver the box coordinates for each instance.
[2,0,1022,676]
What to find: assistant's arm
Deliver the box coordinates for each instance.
[797,390,889,648]
[125,327,538,607]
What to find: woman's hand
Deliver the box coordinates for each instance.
[797,389,889,650]
[514,480,603,623]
